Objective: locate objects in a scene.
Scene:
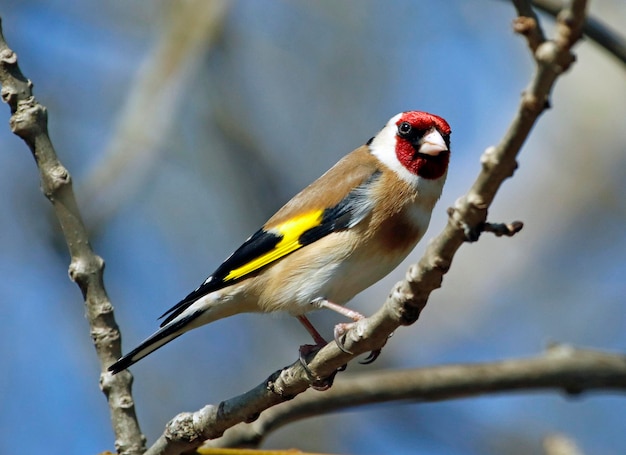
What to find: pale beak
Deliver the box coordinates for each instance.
[418,129,448,156]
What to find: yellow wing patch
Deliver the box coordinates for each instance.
[224,210,324,281]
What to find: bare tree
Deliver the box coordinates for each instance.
[1,1,624,454]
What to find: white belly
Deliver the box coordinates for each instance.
[255,188,437,315]
[258,229,421,315]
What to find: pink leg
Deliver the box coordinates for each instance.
[312,298,381,364]
[312,298,365,321]
[297,315,343,391]
[297,315,327,345]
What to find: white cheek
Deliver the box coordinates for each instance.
[369,113,420,187]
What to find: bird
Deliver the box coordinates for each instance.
[108,111,451,374]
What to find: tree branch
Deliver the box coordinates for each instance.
[204,345,626,448]
[143,2,591,454]
[0,17,146,455]
[511,0,626,66]
[392,0,587,333]
[512,0,547,53]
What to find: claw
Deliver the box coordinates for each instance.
[359,349,381,365]
[302,298,382,371]
[299,343,319,369]
[312,371,338,391]
[334,321,382,364]
[298,343,343,391]
[333,322,354,354]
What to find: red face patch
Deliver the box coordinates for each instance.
[394,111,451,180]
[397,111,451,136]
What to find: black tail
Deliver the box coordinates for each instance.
[108,314,198,374]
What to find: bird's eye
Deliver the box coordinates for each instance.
[398,121,412,137]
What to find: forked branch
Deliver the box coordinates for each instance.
[143,2,590,454]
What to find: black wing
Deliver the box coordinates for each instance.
[159,170,381,326]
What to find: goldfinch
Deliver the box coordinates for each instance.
[109,111,451,374]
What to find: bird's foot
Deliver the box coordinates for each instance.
[333,320,381,364]
[298,343,346,391]
[301,299,383,372]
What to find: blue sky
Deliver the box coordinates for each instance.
[1,1,625,454]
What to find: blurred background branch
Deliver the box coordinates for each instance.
[79,0,230,232]
[530,0,626,65]
[204,345,626,449]
[543,433,586,455]
[143,1,616,453]
[1,1,625,454]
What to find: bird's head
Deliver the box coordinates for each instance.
[369,111,451,181]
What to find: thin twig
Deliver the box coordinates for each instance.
[204,346,626,448]
[0,17,146,455]
[508,0,626,66]
[143,2,591,454]
[483,220,524,237]
[512,0,547,52]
